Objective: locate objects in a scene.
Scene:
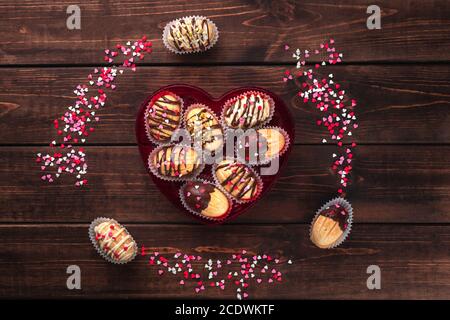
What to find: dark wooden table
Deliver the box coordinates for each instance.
[1,0,450,299]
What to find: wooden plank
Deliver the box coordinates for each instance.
[1,145,449,223]
[1,65,449,144]
[0,224,449,299]
[1,1,450,64]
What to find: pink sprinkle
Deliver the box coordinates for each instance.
[36,36,153,186]
[143,250,292,300]
[284,39,358,195]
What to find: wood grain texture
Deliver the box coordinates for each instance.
[1,0,450,64]
[1,145,449,223]
[1,0,449,301]
[1,65,449,144]
[1,224,449,299]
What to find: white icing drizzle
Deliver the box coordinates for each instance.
[95,221,136,261]
[168,17,212,52]
[224,93,271,129]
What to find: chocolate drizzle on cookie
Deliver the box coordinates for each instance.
[146,93,182,142]
[215,161,259,200]
[224,92,272,129]
[186,106,223,150]
[167,17,215,53]
[152,145,200,178]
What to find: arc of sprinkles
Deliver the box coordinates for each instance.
[36,36,153,186]
[283,39,358,195]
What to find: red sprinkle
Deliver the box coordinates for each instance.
[142,249,293,300]
[284,39,358,195]
[36,36,153,186]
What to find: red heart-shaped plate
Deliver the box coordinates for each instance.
[136,84,295,224]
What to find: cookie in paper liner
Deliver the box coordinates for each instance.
[183,103,224,154]
[179,179,232,222]
[309,197,353,249]
[148,143,205,181]
[162,16,219,54]
[221,91,275,130]
[212,157,263,204]
[234,126,290,166]
[89,217,137,264]
[144,90,184,144]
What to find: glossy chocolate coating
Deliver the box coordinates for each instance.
[181,181,230,218]
[318,205,350,230]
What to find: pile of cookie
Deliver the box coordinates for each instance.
[144,90,290,222]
